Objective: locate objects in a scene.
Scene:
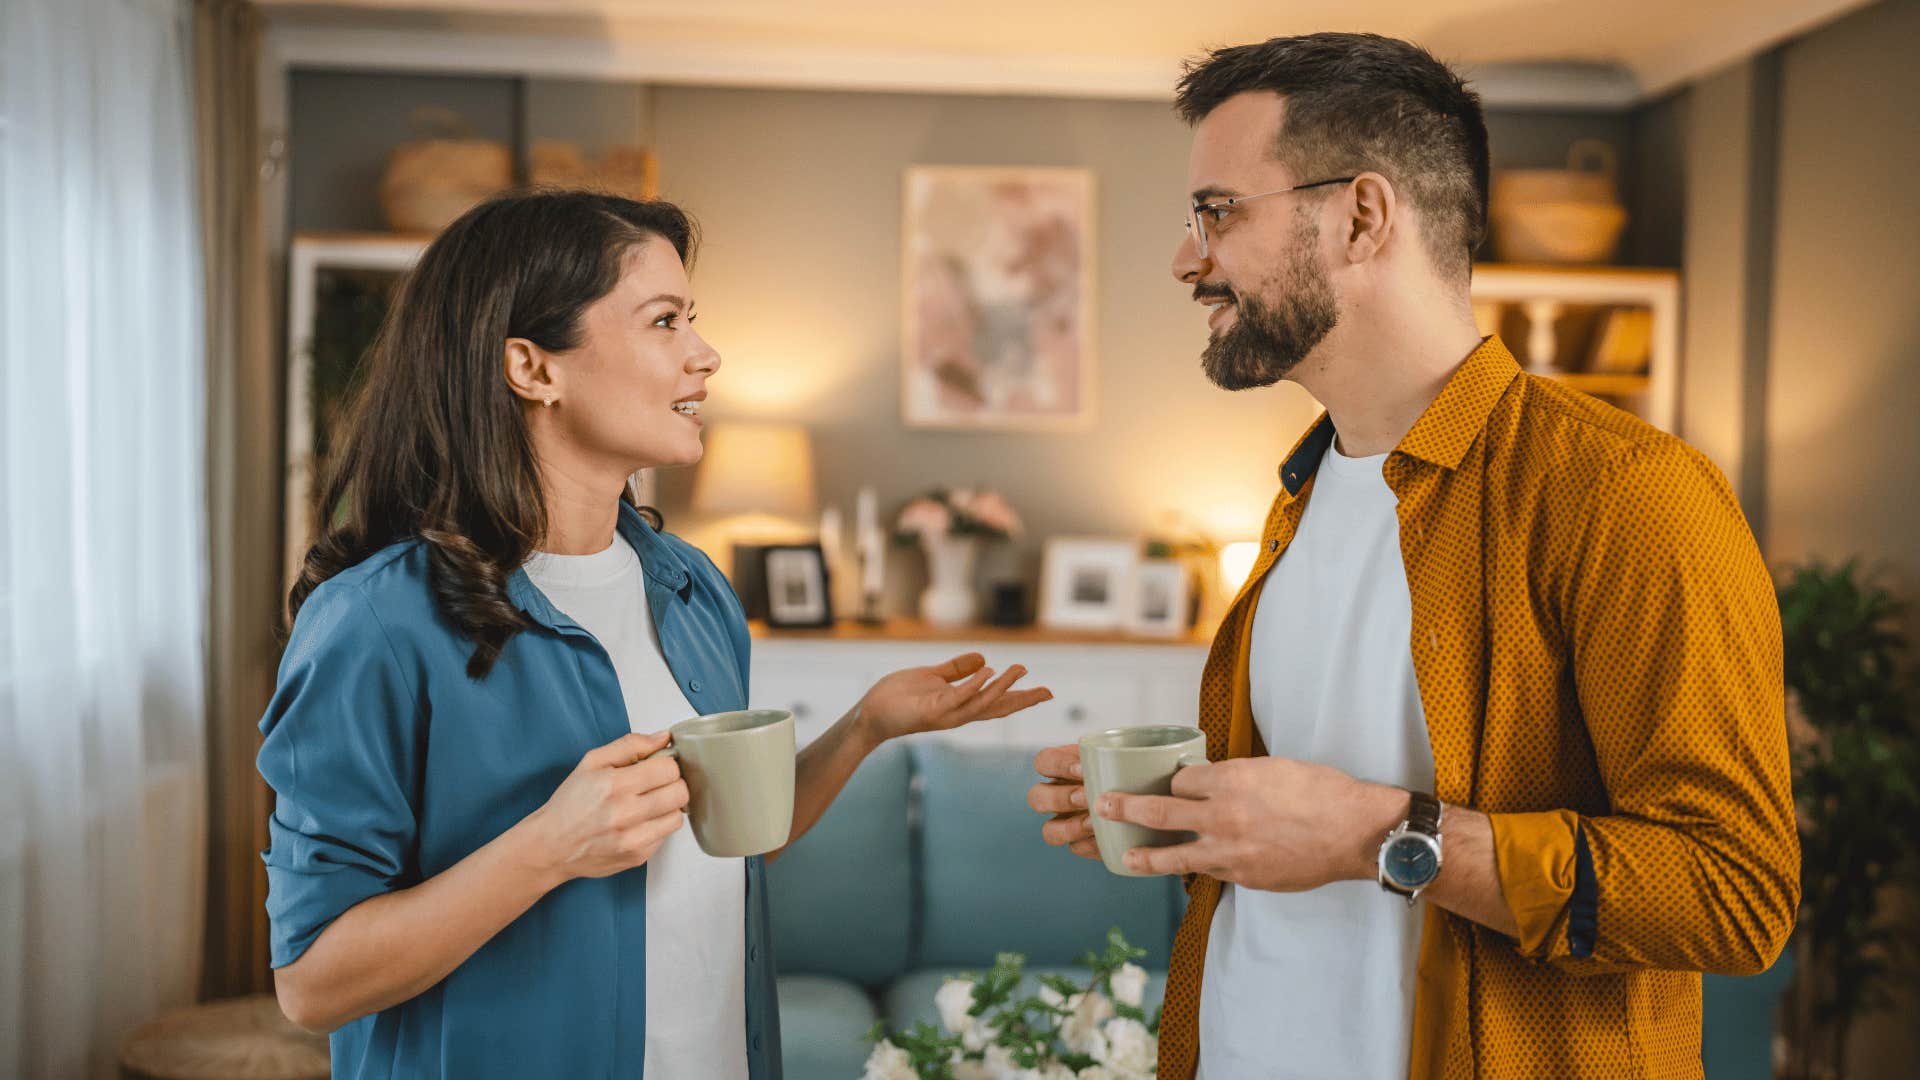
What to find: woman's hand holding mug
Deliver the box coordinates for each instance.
[524,731,689,882]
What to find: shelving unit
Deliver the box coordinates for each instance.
[1470,263,1681,433]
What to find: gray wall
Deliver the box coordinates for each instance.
[287,75,1653,605]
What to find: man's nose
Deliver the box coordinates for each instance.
[1171,228,1209,285]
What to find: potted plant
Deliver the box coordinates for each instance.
[1778,560,1920,1079]
[894,489,1021,627]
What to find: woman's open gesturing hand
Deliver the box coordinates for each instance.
[854,652,1052,745]
[524,731,689,882]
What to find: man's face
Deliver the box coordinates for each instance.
[1172,92,1339,391]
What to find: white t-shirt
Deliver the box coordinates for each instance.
[524,539,749,1080]
[1197,436,1437,1080]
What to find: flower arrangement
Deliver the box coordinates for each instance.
[893,488,1023,543]
[861,929,1160,1080]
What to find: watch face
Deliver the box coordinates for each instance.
[1384,834,1441,889]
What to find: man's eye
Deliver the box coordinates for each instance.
[1204,206,1231,225]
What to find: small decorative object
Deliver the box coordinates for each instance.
[1039,538,1140,632]
[1586,306,1655,374]
[1129,560,1191,637]
[902,166,1096,430]
[895,489,1022,627]
[986,581,1031,627]
[863,928,1159,1080]
[1490,139,1627,265]
[379,107,512,235]
[856,486,886,625]
[528,140,658,201]
[761,544,833,629]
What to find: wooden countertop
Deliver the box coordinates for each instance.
[748,618,1213,648]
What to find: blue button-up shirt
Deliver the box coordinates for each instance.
[259,503,782,1078]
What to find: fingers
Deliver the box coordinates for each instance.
[580,730,672,770]
[1097,791,1211,833]
[1041,811,1095,848]
[1122,840,1214,877]
[630,777,690,822]
[929,652,988,681]
[610,752,683,796]
[622,806,685,861]
[1034,744,1083,781]
[1068,837,1101,860]
[1027,779,1086,815]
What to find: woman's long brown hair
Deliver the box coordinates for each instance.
[288,190,696,678]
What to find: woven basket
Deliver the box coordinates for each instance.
[378,107,511,235]
[1491,139,1627,264]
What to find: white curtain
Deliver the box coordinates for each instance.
[0,0,210,1076]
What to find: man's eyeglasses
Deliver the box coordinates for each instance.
[1184,177,1357,259]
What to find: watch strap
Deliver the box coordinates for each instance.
[1406,790,1442,837]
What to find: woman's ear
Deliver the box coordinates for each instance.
[1344,172,1398,264]
[503,338,558,407]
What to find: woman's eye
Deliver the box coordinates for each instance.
[653,312,680,329]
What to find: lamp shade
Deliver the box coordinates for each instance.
[693,421,817,519]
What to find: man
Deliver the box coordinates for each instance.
[1027,32,1797,1080]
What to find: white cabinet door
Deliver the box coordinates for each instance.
[749,660,870,747]
[998,670,1149,748]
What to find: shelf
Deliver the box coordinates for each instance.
[1536,371,1653,396]
[748,618,1211,648]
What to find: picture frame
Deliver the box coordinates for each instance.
[761,544,835,629]
[1038,538,1139,631]
[901,165,1097,431]
[1128,560,1191,637]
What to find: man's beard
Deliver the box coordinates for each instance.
[1198,217,1339,391]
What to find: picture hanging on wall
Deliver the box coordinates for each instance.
[901,166,1096,430]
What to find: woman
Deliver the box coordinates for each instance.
[260,190,1050,1079]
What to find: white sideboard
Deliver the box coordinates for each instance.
[748,621,1211,749]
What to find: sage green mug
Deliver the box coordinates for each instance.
[646,708,796,857]
[1081,725,1208,877]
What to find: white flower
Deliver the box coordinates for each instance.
[961,1025,990,1053]
[1076,1069,1112,1080]
[1109,963,1148,1008]
[1038,983,1066,1009]
[1058,990,1114,1056]
[1098,1017,1157,1078]
[952,1055,997,1080]
[936,977,978,1035]
[861,1039,918,1080]
[982,1044,1021,1078]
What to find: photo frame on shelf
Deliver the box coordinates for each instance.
[762,544,834,629]
[1129,560,1191,637]
[1039,538,1139,631]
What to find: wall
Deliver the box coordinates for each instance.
[288,73,1660,606]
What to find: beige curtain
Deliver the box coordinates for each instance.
[194,0,279,1000]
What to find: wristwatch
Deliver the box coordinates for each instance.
[1377,790,1444,905]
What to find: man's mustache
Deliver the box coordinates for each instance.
[1192,282,1236,304]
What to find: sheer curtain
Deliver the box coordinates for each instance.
[0,0,210,1076]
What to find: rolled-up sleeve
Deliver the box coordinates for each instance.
[1490,438,1800,976]
[258,582,424,968]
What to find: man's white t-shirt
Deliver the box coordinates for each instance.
[524,540,749,1080]
[1197,436,1437,1079]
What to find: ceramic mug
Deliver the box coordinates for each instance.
[646,708,796,857]
[1080,724,1208,877]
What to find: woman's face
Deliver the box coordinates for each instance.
[541,234,720,473]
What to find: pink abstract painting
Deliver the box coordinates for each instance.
[902,167,1095,429]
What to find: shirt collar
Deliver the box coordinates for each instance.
[1276,335,1521,495]
[507,501,693,634]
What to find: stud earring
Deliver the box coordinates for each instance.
[543,395,555,408]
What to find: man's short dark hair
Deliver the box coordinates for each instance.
[1175,32,1489,284]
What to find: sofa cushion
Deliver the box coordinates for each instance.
[882,966,1168,1034]
[768,741,914,988]
[777,973,882,1080]
[912,741,1184,969]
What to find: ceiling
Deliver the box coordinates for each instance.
[260,0,1873,104]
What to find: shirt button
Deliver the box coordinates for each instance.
[751,1035,762,1052]
[1268,539,1279,552]
[749,945,760,963]
[689,680,703,693]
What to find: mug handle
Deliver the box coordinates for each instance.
[1176,751,1207,771]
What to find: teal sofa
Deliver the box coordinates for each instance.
[769,741,1184,1079]
[767,740,1791,1079]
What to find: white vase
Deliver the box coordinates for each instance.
[918,533,980,627]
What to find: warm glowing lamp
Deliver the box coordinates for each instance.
[1218,540,1260,595]
[693,421,817,521]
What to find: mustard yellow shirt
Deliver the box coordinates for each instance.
[1158,336,1799,1079]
